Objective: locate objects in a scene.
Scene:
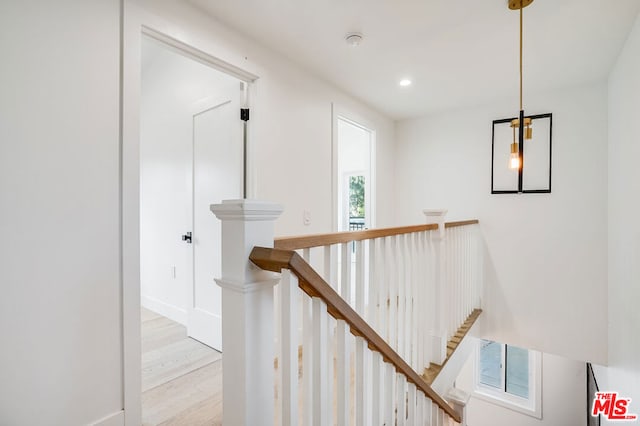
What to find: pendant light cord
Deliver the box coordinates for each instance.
[520,2,523,111]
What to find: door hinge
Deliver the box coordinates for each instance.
[240,108,250,122]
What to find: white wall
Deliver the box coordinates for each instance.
[0,1,123,425]
[140,37,239,324]
[456,349,587,426]
[130,0,396,238]
[394,83,609,365]
[596,13,640,418]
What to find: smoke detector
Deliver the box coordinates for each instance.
[345,32,364,47]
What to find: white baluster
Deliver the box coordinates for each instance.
[416,232,424,372]
[416,391,424,426]
[378,238,388,342]
[326,315,334,426]
[407,382,417,425]
[424,398,432,426]
[323,245,332,288]
[394,235,408,359]
[410,233,419,371]
[302,296,313,425]
[388,236,397,352]
[355,240,365,317]
[355,336,369,426]
[336,319,349,426]
[340,242,352,306]
[368,238,378,329]
[396,373,407,426]
[371,352,383,426]
[312,298,328,426]
[431,402,439,426]
[279,270,299,426]
[384,363,395,426]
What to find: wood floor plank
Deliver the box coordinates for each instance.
[142,333,222,392]
[143,360,223,426]
[141,308,223,425]
[142,317,187,354]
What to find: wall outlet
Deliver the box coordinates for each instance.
[303,209,311,226]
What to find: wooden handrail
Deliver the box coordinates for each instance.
[445,219,479,228]
[274,220,479,251]
[274,224,438,251]
[249,246,462,423]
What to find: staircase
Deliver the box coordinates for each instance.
[423,309,482,385]
[210,200,484,425]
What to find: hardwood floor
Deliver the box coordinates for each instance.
[141,308,222,425]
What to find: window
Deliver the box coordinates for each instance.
[475,339,542,418]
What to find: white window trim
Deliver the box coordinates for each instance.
[472,341,543,419]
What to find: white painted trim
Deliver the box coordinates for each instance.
[141,294,188,325]
[141,26,259,83]
[122,3,262,424]
[90,410,125,426]
[210,199,284,221]
[215,277,280,293]
[331,103,377,232]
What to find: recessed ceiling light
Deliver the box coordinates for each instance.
[399,79,412,87]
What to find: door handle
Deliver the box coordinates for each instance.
[182,232,192,244]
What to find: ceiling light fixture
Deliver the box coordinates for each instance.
[345,32,364,47]
[508,0,534,170]
[399,79,412,87]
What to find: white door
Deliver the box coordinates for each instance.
[189,93,242,351]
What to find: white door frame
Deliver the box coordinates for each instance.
[331,103,377,232]
[121,4,259,423]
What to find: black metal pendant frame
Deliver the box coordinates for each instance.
[491,112,552,194]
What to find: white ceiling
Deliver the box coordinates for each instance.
[187,0,640,119]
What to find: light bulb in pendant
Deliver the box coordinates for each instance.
[509,142,520,170]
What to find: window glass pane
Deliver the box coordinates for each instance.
[479,340,502,389]
[506,345,529,398]
[349,176,365,230]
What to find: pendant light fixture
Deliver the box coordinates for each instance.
[508,0,534,170]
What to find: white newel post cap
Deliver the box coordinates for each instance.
[424,209,448,239]
[211,199,284,292]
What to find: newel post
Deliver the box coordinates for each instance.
[447,388,470,426]
[424,209,448,365]
[211,199,283,426]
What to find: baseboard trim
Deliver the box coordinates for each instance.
[90,410,125,426]
[141,294,187,325]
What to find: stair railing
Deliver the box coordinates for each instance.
[251,246,461,425]
[210,200,482,425]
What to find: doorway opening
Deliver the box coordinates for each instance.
[335,115,375,232]
[139,33,246,423]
